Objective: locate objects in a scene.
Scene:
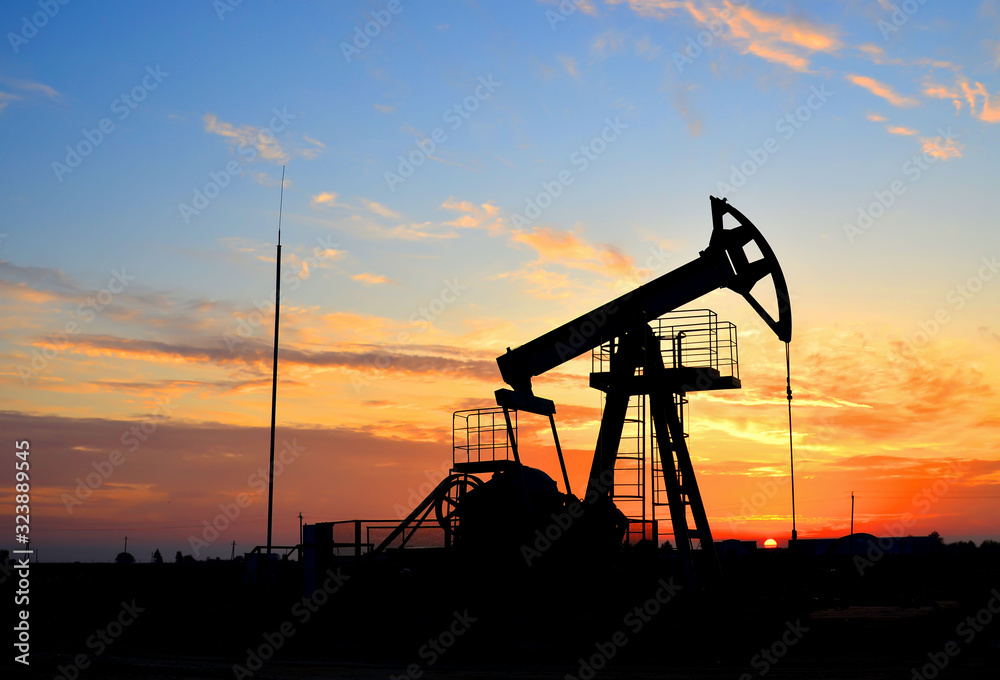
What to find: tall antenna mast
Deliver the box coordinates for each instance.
[266,166,285,558]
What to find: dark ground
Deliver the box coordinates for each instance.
[7,547,1000,679]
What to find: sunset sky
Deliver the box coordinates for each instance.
[2,0,999,562]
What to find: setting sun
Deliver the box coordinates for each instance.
[764,539,778,549]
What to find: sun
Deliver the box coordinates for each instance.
[764,538,778,549]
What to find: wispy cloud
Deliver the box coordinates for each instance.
[510,226,635,278]
[204,113,289,163]
[961,81,1000,123]
[920,134,963,159]
[359,198,402,219]
[558,55,580,78]
[0,77,59,114]
[538,0,598,16]
[604,0,684,20]
[886,125,918,136]
[655,1,843,72]
[311,191,340,207]
[440,198,505,234]
[64,333,503,382]
[490,267,591,300]
[846,74,920,108]
[351,272,391,285]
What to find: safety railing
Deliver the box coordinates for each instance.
[453,407,515,468]
[592,308,738,381]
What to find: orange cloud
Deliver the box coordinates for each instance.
[919,78,1000,122]
[359,198,402,219]
[491,267,590,300]
[733,4,840,52]
[846,74,919,108]
[924,82,960,103]
[866,112,887,122]
[310,191,339,207]
[440,198,505,234]
[886,125,917,136]
[920,136,962,160]
[0,280,63,305]
[203,113,288,163]
[609,1,840,72]
[698,2,840,72]
[743,43,809,72]
[603,0,684,20]
[62,334,503,382]
[351,273,391,285]
[961,81,1000,123]
[510,227,635,278]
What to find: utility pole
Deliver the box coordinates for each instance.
[298,512,303,546]
[231,541,236,561]
[850,491,855,555]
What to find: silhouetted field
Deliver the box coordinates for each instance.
[12,548,1000,679]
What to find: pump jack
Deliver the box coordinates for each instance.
[492,196,791,583]
[363,196,791,588]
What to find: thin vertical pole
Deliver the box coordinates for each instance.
[850,492,855,555]
[786,342,797,543]
[266,166,285,558]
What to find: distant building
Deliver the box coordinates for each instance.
[718,539,759,558]
[794,533,940,556]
